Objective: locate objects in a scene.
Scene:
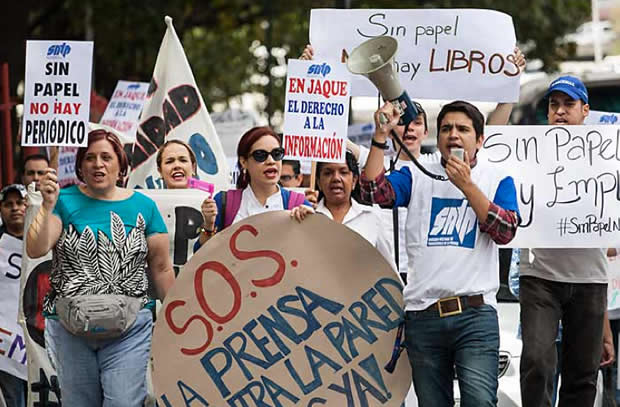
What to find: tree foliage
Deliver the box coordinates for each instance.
[20,0,592,124]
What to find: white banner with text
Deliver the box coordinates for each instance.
[483,125,620,248]
[283,59,350,163]
[310,8,519,102]
[100,80,149,139]
[22,40,93,147]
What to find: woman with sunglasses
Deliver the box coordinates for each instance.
[195,126,312,249]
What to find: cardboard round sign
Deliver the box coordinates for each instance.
[152,211,411,406]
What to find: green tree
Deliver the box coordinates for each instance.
[17,0,593,123]
[415,0,592,70]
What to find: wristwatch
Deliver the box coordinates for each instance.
[371,138,389,150]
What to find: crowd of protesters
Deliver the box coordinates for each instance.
[1,44,618,407]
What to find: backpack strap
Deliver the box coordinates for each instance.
[214,191,226,231]
[284,189,307,209]
[224,189,243,228]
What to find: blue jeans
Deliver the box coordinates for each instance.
[404,304,499,407]
[45,308,152,407]
[0,370,26,407]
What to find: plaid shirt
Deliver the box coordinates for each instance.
[360,169,518,244]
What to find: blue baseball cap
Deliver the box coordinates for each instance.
[545,75,589,104]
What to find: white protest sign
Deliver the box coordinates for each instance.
[143,189,208,275]
[211,109,258,158]
[283,59,350,163]
[100,80,150,139]
[19,190,59,406]
[482,125,620,248]
[586,110,620,125]
[20,188,210,406]
[348,122,375,149]
[56,146,80,188]
[310,9,519,102]
[127,17,229,191]
[608,257,620,312]
[211,109,258,185]
[152,212,411,406]
[22,41,92,147]
[0,233,27,381]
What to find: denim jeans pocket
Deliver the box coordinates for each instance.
[470,303,496,314]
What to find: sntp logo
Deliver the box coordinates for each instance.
[307,63,331,77]
[427,198,477,248]
[46,43,71,59]
[599,114,618,124]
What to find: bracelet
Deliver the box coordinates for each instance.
[371,138,389,150]
[200,225,217,237]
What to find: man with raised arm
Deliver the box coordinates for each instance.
[360,100,520,406]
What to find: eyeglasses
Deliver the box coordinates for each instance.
[250,147,285,162]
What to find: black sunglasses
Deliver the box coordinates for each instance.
[250,147,285,162]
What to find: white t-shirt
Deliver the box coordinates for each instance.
[0,230,27,379]
[358,146,441,272]
[386,160,519,311]
[316,199,397,273]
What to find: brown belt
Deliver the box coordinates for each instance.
[417,294,485,318]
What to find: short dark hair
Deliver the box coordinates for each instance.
[23,154,49,169]
[282,160,301,176]
[436,101,484,139]
[75,130,129,185]
[316,151,362,203]
[413,101,428,132]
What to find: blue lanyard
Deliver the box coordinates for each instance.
[384,322,405,374]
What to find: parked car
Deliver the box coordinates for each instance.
[563,21,618,59]
[510,71,620,125]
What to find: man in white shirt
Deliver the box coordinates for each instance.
[361,101,520,406]
[0,185,28,407]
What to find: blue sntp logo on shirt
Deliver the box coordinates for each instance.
[427,198,477,248]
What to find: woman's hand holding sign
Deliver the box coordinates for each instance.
[40,168,59,211]
[201,198,217,230]
[198,197,218,245]
[290,205,315,222]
